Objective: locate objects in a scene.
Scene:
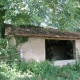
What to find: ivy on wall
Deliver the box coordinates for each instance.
[15,37,28,46]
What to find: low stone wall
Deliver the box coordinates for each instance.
[54,60,76,67]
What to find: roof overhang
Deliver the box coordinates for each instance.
[5,25,80,40]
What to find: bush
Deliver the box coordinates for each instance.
[0,39,80,80]
[1,60,80,80]
[0,39,20,63]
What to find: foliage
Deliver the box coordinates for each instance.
[0,38,80,80]
[0,5,5,38]
[16,37,28,46]
[0,39,20,63]
[0,0,80,79]
[0,0,80,31]
[0,62,27,80]
[1,60,80,80]
[18,61,80,80]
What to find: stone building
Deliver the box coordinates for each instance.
[5,25,80,66]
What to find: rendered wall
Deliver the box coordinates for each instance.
[75,40,80,59]
[18,37,45,62]
[9,36,16,46]
[72,41,76,59]
[9,37,79,66]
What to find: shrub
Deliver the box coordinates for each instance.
[0,39,20,64]
[1,39,80,80]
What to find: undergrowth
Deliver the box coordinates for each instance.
[0,39,80,80]
[0,60,80,80]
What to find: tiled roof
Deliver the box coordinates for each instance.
[5,25,80,40]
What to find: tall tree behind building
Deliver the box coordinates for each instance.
[0,0,80,33]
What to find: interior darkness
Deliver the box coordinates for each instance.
[45,39,74,61]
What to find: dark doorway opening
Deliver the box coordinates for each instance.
[45,39,74,61]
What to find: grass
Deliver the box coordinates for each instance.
[0,60,80,80]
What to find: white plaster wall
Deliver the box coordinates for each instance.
[18,37,45,62]
[75,40,80,59]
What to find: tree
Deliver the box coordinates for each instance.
[0,4,5,38]
[0,0,80,31]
